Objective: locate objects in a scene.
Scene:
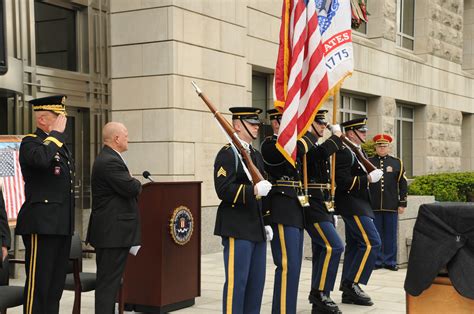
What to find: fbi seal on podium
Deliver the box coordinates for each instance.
[170,205,194,245]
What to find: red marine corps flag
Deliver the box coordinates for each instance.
[273,0,354,165]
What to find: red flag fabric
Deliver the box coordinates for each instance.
[273,0,329,166]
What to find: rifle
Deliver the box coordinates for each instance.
[191,81,264,184]
[340,135,376,173]
[327,123,376,173]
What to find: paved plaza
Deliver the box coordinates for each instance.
[7,250,406,313]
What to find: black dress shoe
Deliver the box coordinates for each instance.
[384,264,399,271]
[340,281,374,306]
[309,290,342,314]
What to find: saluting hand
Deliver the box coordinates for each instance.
[52,114,67,133]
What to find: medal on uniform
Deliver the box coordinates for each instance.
[54,153,61,175]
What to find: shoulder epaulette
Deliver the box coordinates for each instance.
[223,143,231,150]
[24,134,37,138]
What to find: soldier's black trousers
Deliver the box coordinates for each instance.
[22,234,71,314]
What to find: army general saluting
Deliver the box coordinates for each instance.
[16,95,74,314]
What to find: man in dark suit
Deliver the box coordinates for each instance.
[16,95,74,313]
[87,122,142,314]
[369,134,407,271]
[214,107,272,314]
[0,189,11,263]
[334,117,382,306]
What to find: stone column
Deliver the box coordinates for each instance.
[463,0,474,71]
[415,0,463,63]
[461,113,474,171]
[367,96,396,143]
[416,106,462,174]
[366,0,397,42]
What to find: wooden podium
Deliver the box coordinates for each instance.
[122,181,201,313]
[407,276,474,313]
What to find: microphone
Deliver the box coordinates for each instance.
[142,171,155,182]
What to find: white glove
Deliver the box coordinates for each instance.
[255,180,272,197]
[333,215,339,227]
[368,169,384,183]
[265,225,273,241]
[330,124,341,133]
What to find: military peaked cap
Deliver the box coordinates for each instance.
[267,108,282,121]
[229,107,262,124]
[314,109,328,124]
[341,117,368,132]
[30,95,67,115]
[373,133,393,145]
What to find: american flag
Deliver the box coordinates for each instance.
[0,150,25,220]
[273,0,353,165]
[274,0,329,166]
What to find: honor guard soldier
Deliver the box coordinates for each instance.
[369,134,407,271]
[334,117,382,306]
[16,95,74,313]
[261,108,316,314]
[213,107,273,314]
[304,110,345,314]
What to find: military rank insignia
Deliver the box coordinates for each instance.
[169,205,194,245]
[217,166,227,177]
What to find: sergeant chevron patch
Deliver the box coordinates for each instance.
[217,166,227,177]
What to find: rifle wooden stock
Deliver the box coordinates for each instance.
[325,122,377,173]
[191,82,264,184]
[340,134,377,173]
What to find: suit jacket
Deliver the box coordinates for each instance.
[261,132,316,228]
[213,144,266,242]
[369,154,408,212]
[334,145,373,218]
[404,202,474,300]
[87,145,142,248]
[0,193,11,249]
[16,128,75,235]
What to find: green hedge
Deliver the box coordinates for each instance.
[408,172,474,202]
[361,140,375,158]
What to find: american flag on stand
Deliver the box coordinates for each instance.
[0,147,25,220]
[273,0,354,165]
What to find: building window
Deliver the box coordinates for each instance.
[34,1,88,72]
[396,0,415,50]
[339,94,367,123]
[252,73,272,147]
[0,96,32,135]
[351,1,368,35]
[395,104,414,177]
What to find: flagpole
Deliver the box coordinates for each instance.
[302,154,309,207]
[329,86,340,211]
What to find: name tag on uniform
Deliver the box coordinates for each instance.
[54,166,61,176]
[386,166,393,172]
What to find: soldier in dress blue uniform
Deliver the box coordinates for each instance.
[214,107,273,314]
[16,95,75,314]
[304,110,345,314]
[369,134,407,271]
[261,109,316,314]
[334,117,382,306]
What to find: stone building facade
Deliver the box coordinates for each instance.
[109,0,474,252]
[0,0,472,252]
